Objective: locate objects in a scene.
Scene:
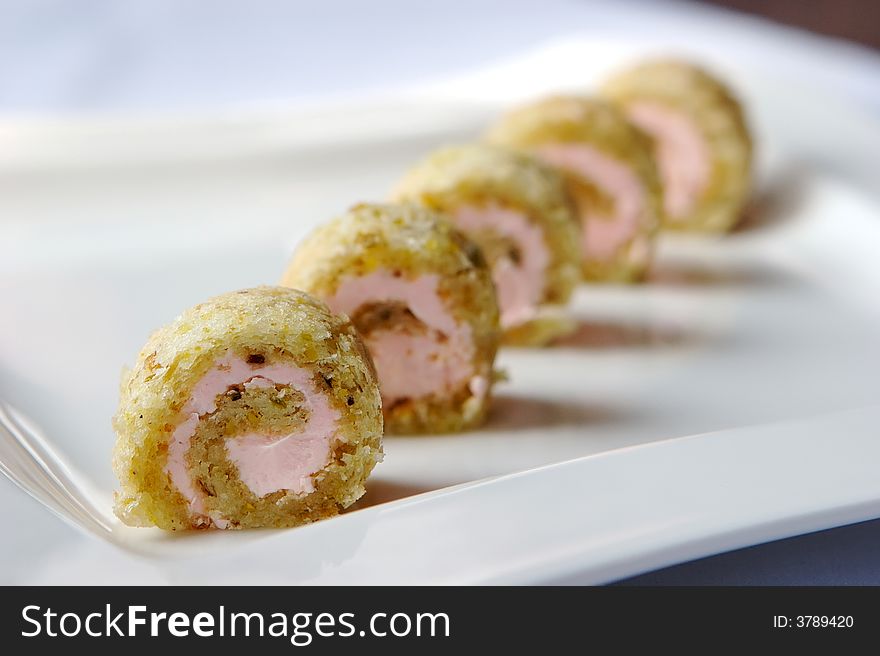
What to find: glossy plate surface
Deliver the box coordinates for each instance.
[2,39,880,584]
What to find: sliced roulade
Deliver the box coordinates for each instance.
[112,286,383,531]
[281,203,500,434]
[487,96,662,283]
[601,59,752,232]
[393,143,580,346]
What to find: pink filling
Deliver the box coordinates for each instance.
[326,270,483,406]
[166,354,339,528]
[452,203,549,328]
[534,144,646,263]
[626,102,711,220]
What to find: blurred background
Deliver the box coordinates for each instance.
[2,0,880,585]
[703,0,880,49]
[1,0,879,114]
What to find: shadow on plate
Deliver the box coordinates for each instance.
[732,164,810,235]
[646,165,809,289]
[481,394,623,433]
[352,480,439,509]
[647,260,797,289]
[553,319,698,349]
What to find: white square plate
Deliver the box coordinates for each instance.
[2,40,880,584]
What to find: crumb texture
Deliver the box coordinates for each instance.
[112,286,383,531]
[282,203,500,434]
[394,143,580,343]
[601,59,753,233]
[487,96,663,282]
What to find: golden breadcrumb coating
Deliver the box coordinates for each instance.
[601,59,752,232]
[112,286,383,531]
[487,96,663,282]
[393,143,580,345]
[281,203,501,433]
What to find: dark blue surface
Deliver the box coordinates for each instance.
[615,518,880,585]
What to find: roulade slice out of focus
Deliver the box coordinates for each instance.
[487,96,663,283]
[281,203,500,434]
[112,287,383,531]
[394,143,581,346]
[601,59,752,233]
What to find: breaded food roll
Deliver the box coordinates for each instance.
[112,287,383,531]
[281,203,500,434]
[487,96,662,283]
[393,144,580,346]
[601,59,752,232]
